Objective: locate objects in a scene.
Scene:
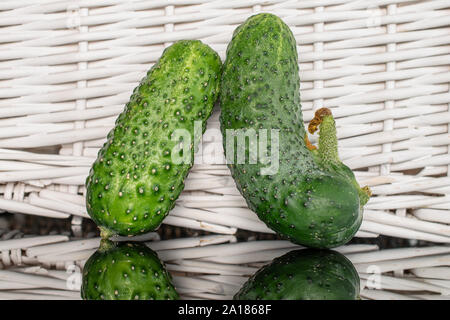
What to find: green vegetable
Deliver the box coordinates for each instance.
[234,249,360,300]
[81,240,178,300]
[85,40,221,237]
[220,13,371,248]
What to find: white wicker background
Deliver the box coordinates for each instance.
[0,0,449,242]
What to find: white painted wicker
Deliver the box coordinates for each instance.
[0,1,449,241]
[0,233,449,300]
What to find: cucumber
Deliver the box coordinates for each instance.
[220,13,370,248]
[234,249,360,300]
[81,240,178,300]
[86,40,221,237]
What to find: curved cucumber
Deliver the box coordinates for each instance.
[81,240,178,300]
[234,249,360,300]
[86,40,221,237]
[220,13,370,248]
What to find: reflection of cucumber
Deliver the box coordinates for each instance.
[81,240,178,300]
[220,13,370,248]
[234,249,360,300]
[86,40,221,237]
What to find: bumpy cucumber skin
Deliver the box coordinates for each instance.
[86,40,221,236]
[220,13,364,248]
[81,241,179,300]
[234,249,360,300]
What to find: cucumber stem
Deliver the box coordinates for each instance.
[99,226,114,240]
[308,108,339,165]
[309,108,372,206]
